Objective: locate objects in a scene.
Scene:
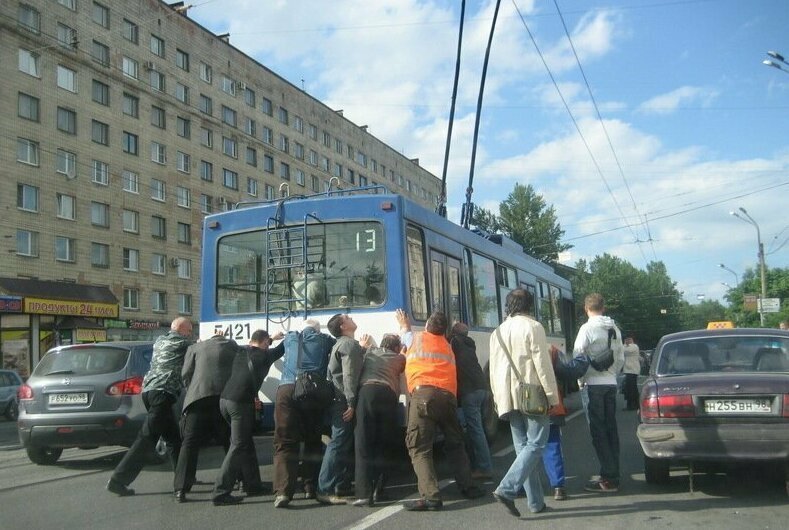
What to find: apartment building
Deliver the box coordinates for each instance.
[0,0,442,376]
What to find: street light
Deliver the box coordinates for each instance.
[730,207,768,326]
[763,50,789,74]
[718,263,739,286]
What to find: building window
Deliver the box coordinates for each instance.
[16,230,39,257]
[91,120,109,146]
[278,107,289,125]
[265,185,274,200]
[279,134,289,153]
[123,248,139,271]
[175,48,189,71]
[91,79,110,107]
[151,142,166,164]
[244,118,256,137]
[122,209,139,233]
[17,138,39,166]
[92,2,109,28]
[177,117,191,138]
[261,97,272,116]
[262,127,273,145]
[247,177,258,197]
[91,40,110,67]
[18,48,40,77]
[151,253,166,275]
[92,160,109,185]
[122,131,138,155]
[221,76,235,95]
[58,0,76,10]
[322,131,331,148]
[18,4,41,33]
[122,56,138,79]
[123,288,139,310]
[175,82,189,104]
[56,193,76,220]
[91,243,109,268]
[280,162,291,180]
[123,19,138,44]
[150,34,165,57]
[151,178,166,201]
[199,94,212,115]
[91,201,110,227]
[242,87,256,107]
[295,169,305,186]
[222,169,238,190]
[152,291,167,312]
[57,23,77,50]
[122,93,139,118]
[199,62,212,83]
[176,151,191,173]
[55,236,76,262]
[57,65,77,92]
[263,155,274,173]
[57,150,77,179]
[177,258,192,279]
[308,124,318,140]
[309,150,318,166]
[149,70,165,92]
[150,106,166,128]
[200,160,213,182]
[293,115,304,133]
[200,127,213,148]
[347,169,355,184]
[199,194,212,214]
[176,186,191,208]
[359,175,368,186]
[221,105,237,127]
[320,156,329,172]
[122,169,138,193]
[293,142,304,160]
[177,223,191,245]
[178,294,192,314]
[246,147,257,167]
[333,162,342,178]
[335,138,343,154]
[151,216,166,239]
[222,137,237,158]
[311,174,320,192]
[17,184,39,212]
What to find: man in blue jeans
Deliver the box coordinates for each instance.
[573,293,624,493]
[449,322,493,479]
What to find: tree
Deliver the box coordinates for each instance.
[678,299,728,331]
[721,266,789,327]
[472,183,571,263]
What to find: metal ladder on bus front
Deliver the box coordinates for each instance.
[264,214,324,319]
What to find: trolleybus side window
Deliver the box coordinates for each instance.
[497,264,517,320]
[468,251,498,328]
[537,281,553,333]
[549,284,563,334]
[406,225,428,321]
[216,232,265,314]
[430,258,445,313]
[430,251,463,325]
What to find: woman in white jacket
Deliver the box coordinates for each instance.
[489,288,560,517]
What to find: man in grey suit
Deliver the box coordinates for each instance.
[173,333,238,504]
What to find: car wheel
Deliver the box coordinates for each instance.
[644,455,670,484]
[26,446,63,465]
[4,401,18,421]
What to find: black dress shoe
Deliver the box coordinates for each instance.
[106,480,135,497]
[174,490,187,503]
[404,498,443,511]
[492,492,520,517]
[213,494,244,506]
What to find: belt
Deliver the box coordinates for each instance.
[412,385,453,396]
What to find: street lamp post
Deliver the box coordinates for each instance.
[718,263,739,286]
[730,207,768,326]
[763,50,789,74]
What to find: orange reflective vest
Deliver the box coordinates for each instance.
[405,332,457,396]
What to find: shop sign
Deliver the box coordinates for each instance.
[129,320,168,330]
[24,297,119,318]
[0,296,23,312]
[105,320,130,329]
[76,328,107,342]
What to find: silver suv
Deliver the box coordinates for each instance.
[17,342,160,465]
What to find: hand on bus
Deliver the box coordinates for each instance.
[271,331,285,341]
[342,406,355,422]
[359,333,376,349]
[396,308,411,331]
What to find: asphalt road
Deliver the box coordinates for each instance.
[0,393,786,529]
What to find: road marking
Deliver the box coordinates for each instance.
[343,478,451,530]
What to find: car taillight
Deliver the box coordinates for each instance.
[783,395,789,418]
[641,394,694,418]
[106,376,144,396]
[18,384,34,401]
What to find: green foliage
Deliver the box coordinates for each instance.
[720,266,789,327]
[472,183,571,263]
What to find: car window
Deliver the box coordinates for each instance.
[657,336,789,375]
[34,348,130,376]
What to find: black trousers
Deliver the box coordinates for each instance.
[173,396,229,492]
[212,399,261,499]
[354,383,399,499]
[111,389,180,486]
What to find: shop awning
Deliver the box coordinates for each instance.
[0,277,117,303]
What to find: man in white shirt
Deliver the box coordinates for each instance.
[621,336,641,411]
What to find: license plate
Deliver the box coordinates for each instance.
[703,398,771,414]
[48,393,88,405]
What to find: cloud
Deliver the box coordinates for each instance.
[637,86,720,115]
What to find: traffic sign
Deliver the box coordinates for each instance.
[757,298,781,313]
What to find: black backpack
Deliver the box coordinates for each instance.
[589,329,616,372]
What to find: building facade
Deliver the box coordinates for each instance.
[0,0,442,376]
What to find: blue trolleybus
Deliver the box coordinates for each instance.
[199,186,574,431]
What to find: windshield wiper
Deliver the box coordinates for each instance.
[44,369,75,376]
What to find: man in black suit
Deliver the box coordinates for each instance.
[211,329,284,504]
[173,333,238,505]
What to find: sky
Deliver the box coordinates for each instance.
[188,0,789,304]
